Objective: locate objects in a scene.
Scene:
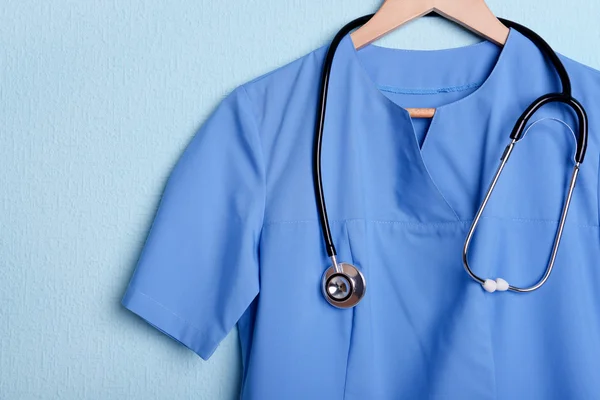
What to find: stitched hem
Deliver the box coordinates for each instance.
[378,82,482,95]
[121,288,218,361]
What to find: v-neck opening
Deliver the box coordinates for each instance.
[335,29,517,214]
[343,29,516,156]
[412,118,433,149]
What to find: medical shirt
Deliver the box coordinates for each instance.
[121,28,600,399]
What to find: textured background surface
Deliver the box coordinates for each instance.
[1,1,599,398]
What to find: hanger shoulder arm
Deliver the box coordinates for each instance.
[350,0,435,49]
[435,0,508,45]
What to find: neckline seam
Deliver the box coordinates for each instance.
[343,28,517,113]
[378,81,483,95]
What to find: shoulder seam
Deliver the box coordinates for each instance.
[559,52,600,78]
[243,43,329,87]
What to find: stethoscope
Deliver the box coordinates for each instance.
[315,15,588,308]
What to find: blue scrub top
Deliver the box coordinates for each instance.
[122,28,600,399]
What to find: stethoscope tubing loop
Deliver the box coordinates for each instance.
[313,14,374,258]
[314,15,589,299]
[457,21,589,294]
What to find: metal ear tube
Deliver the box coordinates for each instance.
[462,95,587,293]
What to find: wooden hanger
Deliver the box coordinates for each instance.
[351,0,509,118]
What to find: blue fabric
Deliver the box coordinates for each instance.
[121,28,600,399]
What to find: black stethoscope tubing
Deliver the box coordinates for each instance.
[313,15,588,263]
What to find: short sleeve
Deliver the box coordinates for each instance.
[121,87,265,360]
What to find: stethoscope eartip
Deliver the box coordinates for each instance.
[482,278,509,293]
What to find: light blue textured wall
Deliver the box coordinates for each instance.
[1,1,599,398]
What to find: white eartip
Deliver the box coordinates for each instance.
[482,279,497,293]
[496,278,509,292]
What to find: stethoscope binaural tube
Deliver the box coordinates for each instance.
[314,16,589,305]
[462,99,587,293]
[462,19,588,293]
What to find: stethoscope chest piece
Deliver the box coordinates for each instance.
[322,263,366,308]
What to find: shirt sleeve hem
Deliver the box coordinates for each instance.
[121,288,218,361]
